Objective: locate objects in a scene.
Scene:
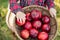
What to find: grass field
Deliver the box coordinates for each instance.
[0,0,60,40]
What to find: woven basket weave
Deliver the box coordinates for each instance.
[6,5,57,40]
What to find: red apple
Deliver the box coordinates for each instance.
[33,20,42,29]
[42,15,50,23]
[29,28,38,38]
[37,10,42,18]
[16,19,25,26]
[38,32,48,40]
[42,24,50,32]
[31,10,40,19]
[20,29,29,39]
[24,21,32,30]
[26,12,32,21]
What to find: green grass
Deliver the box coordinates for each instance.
[0,0,60,40]
[0,0,18,40]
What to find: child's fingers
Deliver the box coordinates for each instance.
[19,19,22,23]
[49,8,56,18]
[22,17,26,24]
[49,11,54,17]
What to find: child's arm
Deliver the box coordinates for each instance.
[46,0,56,17]
[10,0,26,26]
[10,0,22,14]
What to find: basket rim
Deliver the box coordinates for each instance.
[22,5,48,11]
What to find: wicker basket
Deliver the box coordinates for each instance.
[6,5,57,40]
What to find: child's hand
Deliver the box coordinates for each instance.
[49,8,56,18]
[16,11,26,24]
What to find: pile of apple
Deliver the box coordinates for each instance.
[16,10,50,40]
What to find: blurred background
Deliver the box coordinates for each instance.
[0,0,60,40]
